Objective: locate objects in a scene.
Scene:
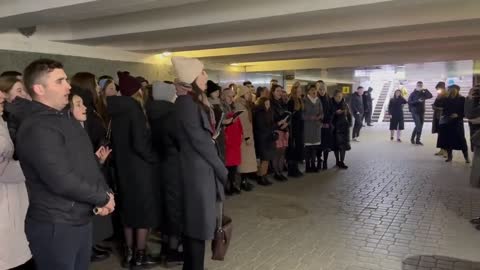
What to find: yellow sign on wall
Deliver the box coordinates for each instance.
[342,86,350,94]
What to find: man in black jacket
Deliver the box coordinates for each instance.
[15,59,115,270]
[408,81,433,145]
[363,87,374,126]
[351,86,365,141]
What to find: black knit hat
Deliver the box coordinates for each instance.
[435,81,446,89]
[206,80,221,97]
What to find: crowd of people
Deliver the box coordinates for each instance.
[0,57,356,270]
[1,56,478,270]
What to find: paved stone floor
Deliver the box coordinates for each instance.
[91,123,480,270]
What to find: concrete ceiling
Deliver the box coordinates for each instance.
[1,0,479,72]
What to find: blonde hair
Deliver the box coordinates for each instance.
[289,84,304,110]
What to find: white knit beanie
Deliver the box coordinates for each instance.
[152,81,176,102]
[171,56,204,84]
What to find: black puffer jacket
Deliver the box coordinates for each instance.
[146,100,183,235]
[12,100,110,225]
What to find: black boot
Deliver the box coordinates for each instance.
[262,176,273,185]
[164,249,184,267]
[316,158,322,172]
[240,177,254,191]
[288,161,302,177]
[133,249,161,269]
[322,160,328,170]
[463,149,470,163]
[121,246,133,268]
[411,131,416,144]
[91,246,110,262]
[445,150,453,162]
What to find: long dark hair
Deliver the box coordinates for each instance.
[190,81,210,113]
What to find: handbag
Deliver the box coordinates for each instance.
[211,202,233,261]
[439,115,451,126]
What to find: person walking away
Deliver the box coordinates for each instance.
[388,89,407,142]
[363,87,374,126]
[351,86,364,142]
[234,86,257,190]
[253,97,275,186]
[432,82,448,157]
[408,81,433,145]
[286,82,305,177]
[171,56,228,270]
[303,84,323,172]
[15,59,115,270]
[317,80,333,170]
[332,90,352,169]
[437,84,469,163]
[0,90,33,270]
[107,71,160,269]
[146,81,184,266]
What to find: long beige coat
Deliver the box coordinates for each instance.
[235,98,258,173]
[0,119,31,269]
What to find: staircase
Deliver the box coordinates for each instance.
[371,82,391,122]
[382,81,471,122]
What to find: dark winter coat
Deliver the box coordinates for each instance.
[388,96,407,130]
[13,100,110,225]
[408,89,433,114]
[432,96,446,134]
[4,97,32,160]
[363,90,373,113]
[319,94,333,151]
[211,103,226,162]
[331,98,352,151]
[437,96,468,151]
[175,94,227,241]
[253,105,276,161]
[271,98,289,131]
[465,96,480,149]
[146,100,183,236]
[286,98,304,161]
[106,96,159,228]
[350,92,364,115]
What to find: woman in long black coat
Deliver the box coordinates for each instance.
[432,82,448,156]
[388,89,407,142]
[107,72,160,268]
[437,84,469,163]
[317,81,333,170]
[331,90,352,169]
[286,82,304,177]
[171,56,228,270]
[146,81,184,264]
[253,97,275,185]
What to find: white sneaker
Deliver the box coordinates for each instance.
[352,138,359,142]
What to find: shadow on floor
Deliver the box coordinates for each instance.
[402,255,480,270]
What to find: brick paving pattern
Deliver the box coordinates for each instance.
[91,123,480,270]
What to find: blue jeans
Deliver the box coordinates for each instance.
[411,112,424,142]
[26,219,92,270]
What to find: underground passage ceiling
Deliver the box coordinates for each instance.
[1,0,480,71]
